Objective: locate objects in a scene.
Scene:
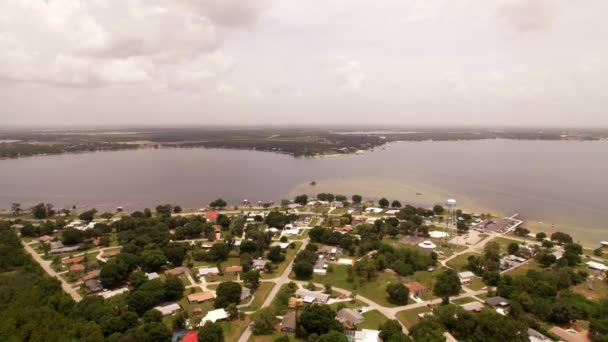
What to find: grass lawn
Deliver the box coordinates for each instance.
[179,275,191,286]
[207,284,218,290]
[467,277,486,291]
[360,310,389,330]
[206,274,237,282]
[451,296,479,305]
[177,289,215,316]
[445,252,481,270]
[491,237,525,252]
[435,242,468,259]
[241,282,275,312]
[329,299,369,311]
[288,229,309,240]
[219,318,251,342]
[262,242,302,279]
[248,333,305,342]
[573,277,608,300]
[504,260,542,276]
[309,265,402,307]
[396,307,432,329]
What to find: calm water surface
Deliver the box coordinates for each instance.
[1,140,606,243]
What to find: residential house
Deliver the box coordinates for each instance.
[404,282,427,297]
[101,249,121,259]
[586,261,608,271]
[187,291,215,304]
[84,279,103,293]
[336,308,364,327]
[347,329,381,342]
[99,287,129,299]
[81,269,101,282]
[549,327,591,342]
[318,245,343,259]
[205,212,218,222]
[154,303,181,316]
[200,309,228,325]
[224,265,243,275]
[252,259,268,270]
[460,301,485,313]
[458,271,475,284]
[165,266,190,277]
[295,289,330,304]
[69,263,85,273]
[313,259,327,275]
[485,296,509,307]
[528,328,551,342]
[198,267,220,277]
[62,255,85,265]
[146,272,160,280]
[241,287,252,301]
[280,311,297,333]
[201,241,217,249]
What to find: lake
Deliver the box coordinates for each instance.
[1,140,607,244]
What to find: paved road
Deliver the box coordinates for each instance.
[237,239,309,342]
[21,240,83,302]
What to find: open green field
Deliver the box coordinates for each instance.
[503,260,542,276]
[328,299,368,311]
[445,252,481,270]
[491,236,525,252]
[467,277,486,291]
[219,318,251,342]
[360,310,389,330]
[241,282,275,312]
[261,241,302,279]
[396,307,432,329]
[205,274,237,282]
[310,264,403,307]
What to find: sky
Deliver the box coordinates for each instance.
[1,0,607,127]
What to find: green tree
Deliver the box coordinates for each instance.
[432,205,444,215]
[379,320,411,342]
[164,275,185,301]
[391,200,402,208]
[409,318,445,342]
[293,261,314,280]
[62,228,84,245]
[210,198,228,209]
[318,331,349,342]
[215,281,242,308]
[140,249,168,272]
[164,242,187,267]
[352,194,362,204]
[386,283,409,305]
[252,307,277,335]
[507,242,519,255]
[536,232,547,241]
[155,204,173,217]
[198,321,224,342]
[267,246,285,263]
[456,221,469,234]
[298,304,342,337]
[242,270,260,289]
[378,198,390,208]
[433,270,461,304]
[79,208,98,221]
[294,194,309,206]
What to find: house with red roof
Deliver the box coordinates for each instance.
[205,212,218,222]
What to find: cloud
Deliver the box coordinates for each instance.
[0,0,264,88]
[497,0,558,32]
[335,59,366,92]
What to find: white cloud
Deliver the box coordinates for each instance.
[335,59,366,92]
[0,0,262,89]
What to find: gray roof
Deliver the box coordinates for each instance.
[485,296,509,306]
[241,287,252,300]
[336,308,364,325]
[295,289,330,303]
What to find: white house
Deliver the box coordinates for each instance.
[458,271,475,284]
[586,261,608,271]
[99,287,129,299]
[365,207,384,214]
[154,303,181,316]
[353,329,381,342]
[198,267,220,276]
[200,308,228,325]
[295,289,330,303]
[146,272,160,280]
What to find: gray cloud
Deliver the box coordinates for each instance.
[497,0,558,32]
[1,0,607,127]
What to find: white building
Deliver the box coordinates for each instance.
[200,308,228,325]
[99,287,129,299]
[586,261,608,271]
[352,329,381,342]
[198,267,220,276]
[458,271,475,284]
[154,303,181,316]
[146,272,160,280]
